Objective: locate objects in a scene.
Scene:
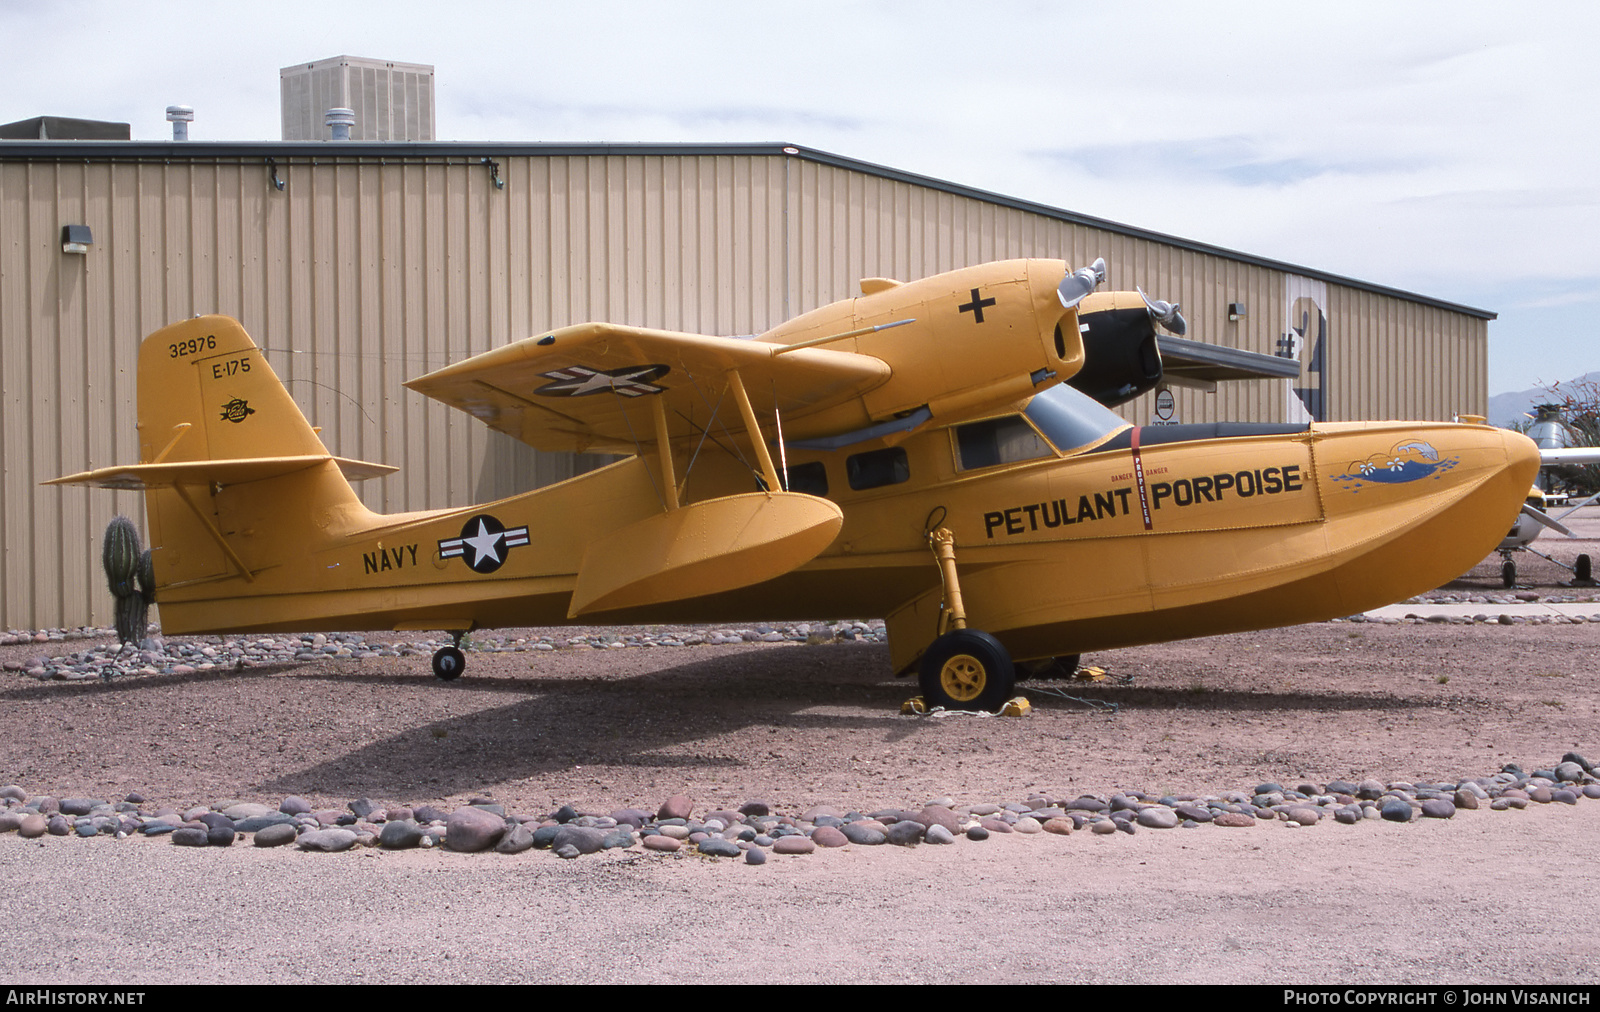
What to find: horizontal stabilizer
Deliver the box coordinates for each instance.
[569,491,842,617]
[46,454,397,491]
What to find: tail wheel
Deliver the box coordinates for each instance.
[432,646,465,681]
[917,629,1015,712]
[1502,559,1517,588]
[1577,554,1593,583]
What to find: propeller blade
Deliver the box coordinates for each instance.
[1057,257,1106,309]
[1521,502,1576,537]
[1137,286,1188,336]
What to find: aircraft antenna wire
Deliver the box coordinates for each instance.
[280,378,376,426]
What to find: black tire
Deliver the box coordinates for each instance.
[1502,559,1516,589]
[917,629,1015,712]
[1577,554,1593,583]
[432,646,465,681]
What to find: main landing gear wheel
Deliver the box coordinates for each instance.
[1502,558,1517,589]
[917,629,1015,712]
[432,646,465,681]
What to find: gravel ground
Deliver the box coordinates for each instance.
[2,519,1597,984]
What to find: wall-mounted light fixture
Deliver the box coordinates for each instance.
[61,224,93,255]
[1227,301,1247,322]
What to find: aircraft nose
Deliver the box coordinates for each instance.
[1499,425,1541,487]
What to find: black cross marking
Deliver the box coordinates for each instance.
[1275,334,1297,358]
[958,288,996,324]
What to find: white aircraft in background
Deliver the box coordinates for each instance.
[1493,406,1600,587]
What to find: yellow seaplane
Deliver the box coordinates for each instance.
[49,258,1539,710]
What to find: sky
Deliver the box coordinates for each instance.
[3,0,1596,396]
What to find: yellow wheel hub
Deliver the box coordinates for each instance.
[939,653,987,702]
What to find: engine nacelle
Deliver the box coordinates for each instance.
[1067,291,1164,407]
[760,259,1085,433]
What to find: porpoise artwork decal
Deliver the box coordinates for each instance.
[1332,440,1459,491]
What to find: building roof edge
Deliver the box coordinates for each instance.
[0,139,1496,320]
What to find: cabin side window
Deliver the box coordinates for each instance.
[785,461,829,497]
[954,415,1054,471]
[846,447,910,490]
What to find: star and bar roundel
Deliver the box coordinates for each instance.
[534,364,670,398]
[438,514,531,574]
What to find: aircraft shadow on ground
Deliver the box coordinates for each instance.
[252,646,1448,802]
[257,646,907,800]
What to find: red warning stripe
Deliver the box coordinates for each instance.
[1130,426,1153,531]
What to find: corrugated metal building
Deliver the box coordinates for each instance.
[0,140,1494,630]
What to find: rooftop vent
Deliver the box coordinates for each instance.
[165,105,193,141]
[324,107,355,141]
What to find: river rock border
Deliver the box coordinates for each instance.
[1,754,1594,863]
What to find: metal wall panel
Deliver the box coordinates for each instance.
[0,148,1490,630]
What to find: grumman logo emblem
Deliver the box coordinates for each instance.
[437,515,531,574]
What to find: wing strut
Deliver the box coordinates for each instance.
[726,369,782,493]
[651,394,680,511]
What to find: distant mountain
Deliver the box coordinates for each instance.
[1488,371,1600,428]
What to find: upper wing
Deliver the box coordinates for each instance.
[1156,335,1302,388]
[405,323,891,454]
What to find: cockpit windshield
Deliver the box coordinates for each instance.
[1022,382,1132,455]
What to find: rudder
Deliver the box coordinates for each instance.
[137,315,330,464]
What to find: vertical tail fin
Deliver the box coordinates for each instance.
[138,315,333,465]
[50,316,394,605]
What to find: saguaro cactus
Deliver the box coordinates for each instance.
[102,516,151,645]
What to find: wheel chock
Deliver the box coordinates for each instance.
[901,695,928,715]
[999,696,1032,717]
[1073,665,1108,682]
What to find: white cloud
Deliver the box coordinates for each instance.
[4,0,1596,391]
